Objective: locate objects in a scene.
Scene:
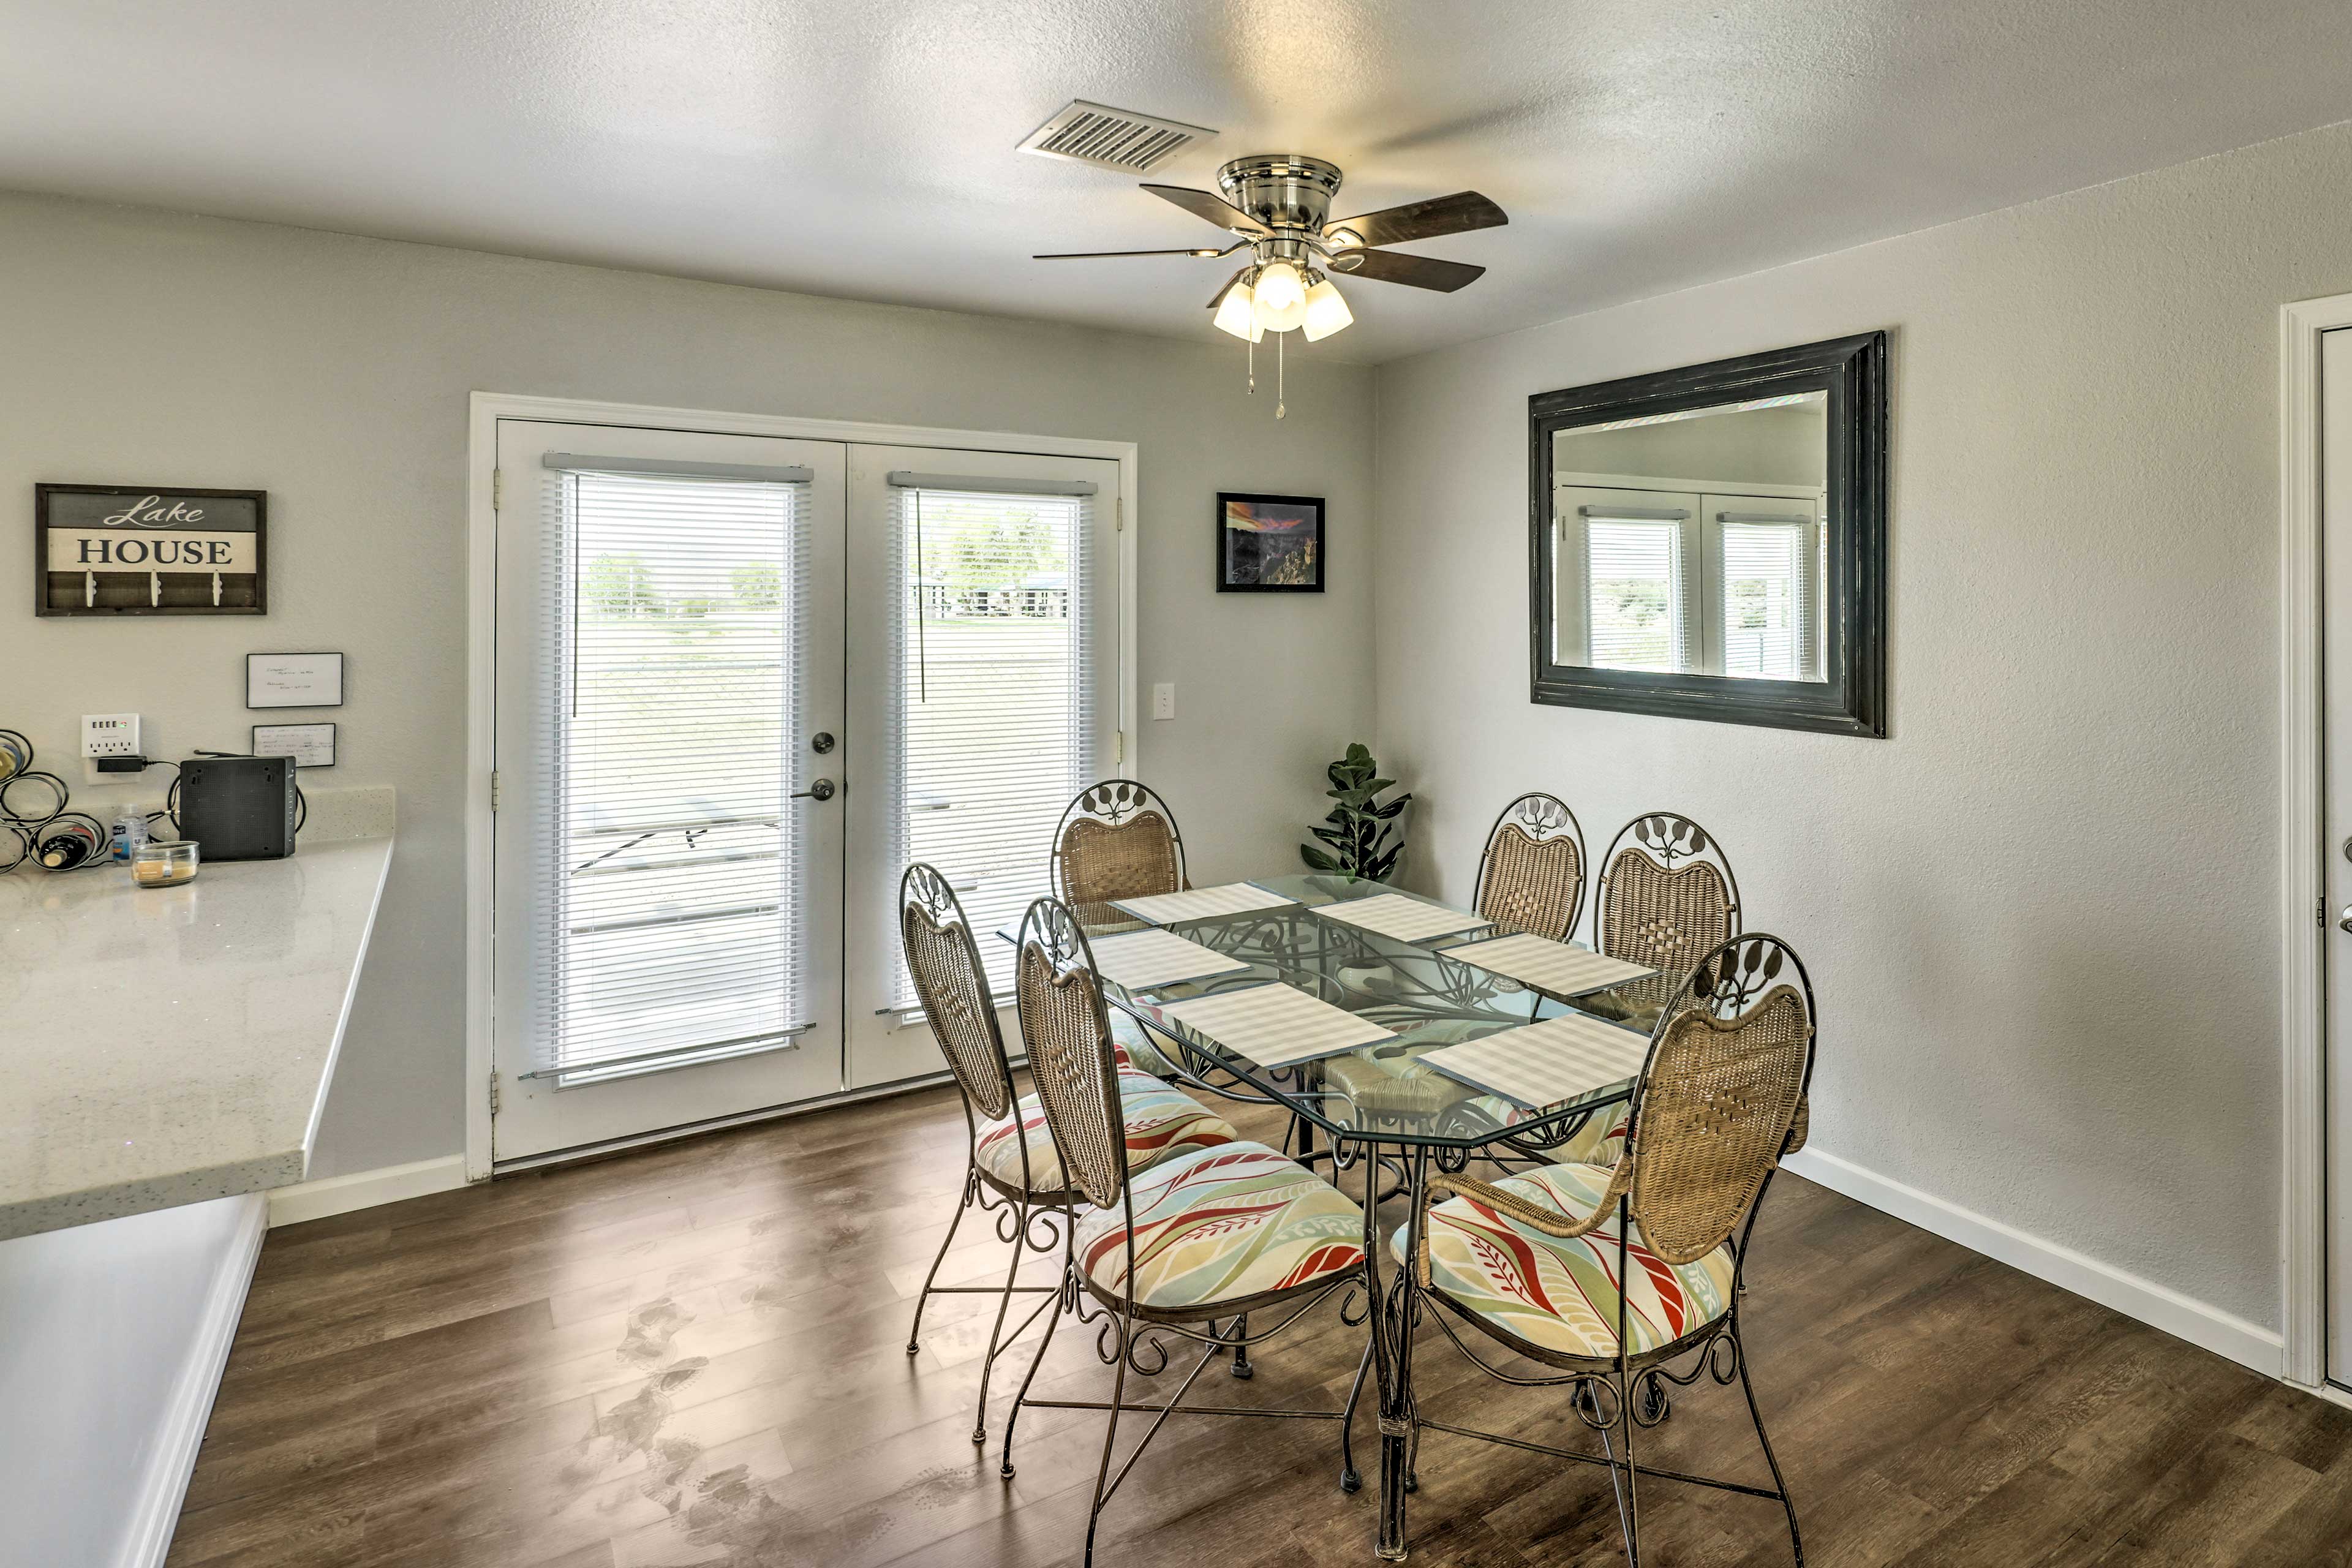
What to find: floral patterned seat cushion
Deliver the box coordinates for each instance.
[974,1070,1234,1196]
[1395,1159,1735,1360]
[1074,1142,1365,1314]
[1462,1095,1629,1165]
[1109,1010,1182,1078]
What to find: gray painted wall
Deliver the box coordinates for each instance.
[1371,121,2352,1333]
[0,192,1375,1178]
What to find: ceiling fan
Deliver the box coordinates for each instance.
[1036,154,1506,413]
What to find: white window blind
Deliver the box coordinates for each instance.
[530,467,813,1086]
[1721,521,1809,679]
[884,481,1100,1003]
[1585,518,1688,672]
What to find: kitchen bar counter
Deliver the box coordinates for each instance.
[0,833,394,1240]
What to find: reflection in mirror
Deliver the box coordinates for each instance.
[1550,391,1828,682]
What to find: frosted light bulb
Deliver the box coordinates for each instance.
[1301,277,1354,342]
[1251,262,1306,332]
[1213,276,1264,341]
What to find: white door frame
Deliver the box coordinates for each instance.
[2281,292,2352,1395]
[464,391,1140,1180]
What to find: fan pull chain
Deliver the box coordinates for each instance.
[1246,336,1255,396]
[1276,332,1286,420]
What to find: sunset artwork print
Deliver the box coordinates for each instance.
[1217,492,1325,593]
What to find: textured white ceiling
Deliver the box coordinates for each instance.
[4,1,2350,362]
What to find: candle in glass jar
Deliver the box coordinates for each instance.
[132,842,200,888]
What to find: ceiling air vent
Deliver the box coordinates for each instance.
[1018,100,1215,173]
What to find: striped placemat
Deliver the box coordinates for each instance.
[1111,882,1297,925]
[1087,927,1251,992]
[1159,982,1395,1068]
[1444,933,1656,998]
[1420,1013,1651,1109]
[1308,892,1489,943]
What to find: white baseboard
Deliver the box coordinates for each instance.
[121,1193,266,1568]
[1783,1146,2285,1378]
[268,1154,471,1227]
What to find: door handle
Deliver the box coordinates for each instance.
[794,778,837,802]
[2340,904,2352,934]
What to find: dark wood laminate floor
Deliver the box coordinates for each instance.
[171,1085,2352,1568]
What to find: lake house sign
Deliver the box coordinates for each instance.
[35,484,267,616]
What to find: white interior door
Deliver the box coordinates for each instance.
[842,445,1123,1090]
[491,420,847,1162]
[2326,328,2352,1390]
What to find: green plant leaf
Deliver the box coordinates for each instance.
[1303,744,1408,885]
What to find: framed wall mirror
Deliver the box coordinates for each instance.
[1529,331,1887,737]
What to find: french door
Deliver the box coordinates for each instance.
[491,421,848,1160]
[842,445,1122,1088]
[491,418,1119,1163]
[2326,328,2352,1391]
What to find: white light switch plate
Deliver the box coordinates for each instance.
[83,714,140,756]
[1152,683,1175,721]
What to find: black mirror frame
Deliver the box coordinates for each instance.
[1529,330,1888,738]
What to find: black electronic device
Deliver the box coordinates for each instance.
[177,755,298,861]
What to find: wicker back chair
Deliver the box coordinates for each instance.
[901,862,1017,1125]
[1052,780,1187,927]
[1472,792,1587,941]
[1401,931,1815,1566]
[898,862,1059,1445]
[1012,898,1128,1212]
[1623,933,1812,1264]
[1593,812,1742,1026]
[1001,895,1374,1566]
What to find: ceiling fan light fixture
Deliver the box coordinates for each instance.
[1040,153,1504,416]
[1213,274,1264,341]
[1301,276,1353,342]
[1251,260,1307,331]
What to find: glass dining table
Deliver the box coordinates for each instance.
[1003,872,1664,1562]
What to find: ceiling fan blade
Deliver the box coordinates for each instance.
[1034,246,1233,260]
[1141,183,1270,236]
[1328,247,1487,292]
[1207,267,1251,311]
[1325,191,1507,247]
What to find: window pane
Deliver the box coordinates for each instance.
[894,489,1090,1001]
[1586,519,1684,671]
[1722,522,1806,679]
[552,471,809,1084]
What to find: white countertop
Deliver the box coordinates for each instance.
[0,834,394,1240]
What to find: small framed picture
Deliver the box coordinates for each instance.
[1216,492,1324,593]
[252,722,336,769]
[247,652,344,709]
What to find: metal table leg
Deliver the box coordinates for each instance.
[1364,1139,1428,1561]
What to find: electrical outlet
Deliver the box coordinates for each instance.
[82,714,140,758]
[1152,683,1176,721]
